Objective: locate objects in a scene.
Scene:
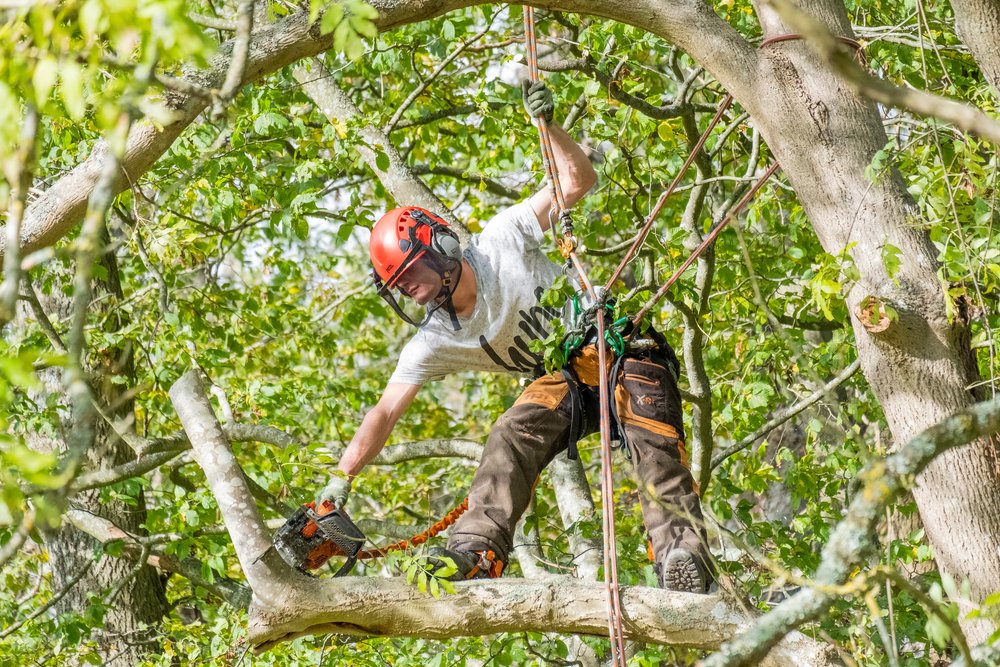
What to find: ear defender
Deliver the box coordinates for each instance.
[433,232,462,261]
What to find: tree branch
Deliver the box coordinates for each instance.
[410,164,522,200]
[764,0,1000,145]
[384,10,501,133]
[0,105,38,324]
[64,508,252,608]
[711,359,862,470]
[214,0,254,113]
[188,12,238,31]
[702,396,1000,666]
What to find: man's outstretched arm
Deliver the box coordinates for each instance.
[317,382,421,506]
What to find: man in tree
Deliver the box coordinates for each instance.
[317,82,712,592]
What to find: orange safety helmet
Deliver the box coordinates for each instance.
[369,206,464,329]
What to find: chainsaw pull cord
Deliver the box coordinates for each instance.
[523,8,627,666]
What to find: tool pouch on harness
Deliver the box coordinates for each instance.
[562,322,682,459]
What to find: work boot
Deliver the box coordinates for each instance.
[426,547,504,581]
[657,548,710,593]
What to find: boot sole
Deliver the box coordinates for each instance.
[662,549,707,593]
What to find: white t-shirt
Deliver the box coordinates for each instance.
[388,201,564,385]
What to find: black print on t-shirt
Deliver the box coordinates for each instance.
[478,287,561,373]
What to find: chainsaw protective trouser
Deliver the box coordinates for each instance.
[447,341,710,584]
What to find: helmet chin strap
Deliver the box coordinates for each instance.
[428,258,463,331]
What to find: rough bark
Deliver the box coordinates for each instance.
[950,0,1000,95]
[744,0,1000,642]
[30,247,168,666]
[169,369,840,666]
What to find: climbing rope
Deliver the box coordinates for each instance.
[522,7,628,666]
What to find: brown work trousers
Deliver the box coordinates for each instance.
[448,343,708,577]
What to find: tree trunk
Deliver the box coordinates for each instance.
[951,0,1000,96]
[744,0,1000,643]
[33,242,169,665]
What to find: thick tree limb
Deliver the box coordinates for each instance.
[702,396,1000,666]
[764,0,1000,145]
[168,370,278,595]
[170,369,837,664]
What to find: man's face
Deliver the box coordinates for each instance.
[395,257,443,305]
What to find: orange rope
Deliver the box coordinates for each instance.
[357,498,469,560]
[523,8,628,667]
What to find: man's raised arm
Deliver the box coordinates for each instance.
[521,82,597,232]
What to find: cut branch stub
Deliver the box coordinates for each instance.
[855,295,895,334]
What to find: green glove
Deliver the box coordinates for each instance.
[315,473,352,509]
[521,80,555,124]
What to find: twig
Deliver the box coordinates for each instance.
[711,358,862,469]
[0,559,95,639]
[214,0,254,115]
[390,101,507,130]
[881,569,971,663]
[0,105,39,324]
[188,12,238,31]
[20,276,67,353]
[383,10,502,133]
[0,508,35,569]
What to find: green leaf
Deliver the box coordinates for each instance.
[60,61,87,121]
[375,151,390,171]
[319,4,344,35]
[442,20,455,41]
[881,243,902,279]
[253,111,289,134]
[33,56,59,107]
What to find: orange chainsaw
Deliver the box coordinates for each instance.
[271,501,367,575]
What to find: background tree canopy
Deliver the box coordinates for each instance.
[1,0,999,665]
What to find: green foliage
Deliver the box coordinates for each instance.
[2,1,999,665]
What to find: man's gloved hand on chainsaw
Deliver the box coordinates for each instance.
[315,471,352,509]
